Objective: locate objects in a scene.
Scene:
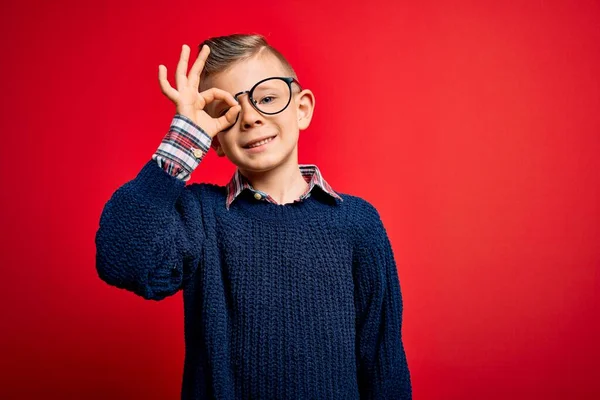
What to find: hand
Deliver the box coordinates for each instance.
[158,44,241,138]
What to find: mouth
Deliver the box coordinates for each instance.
[242,135,277,149]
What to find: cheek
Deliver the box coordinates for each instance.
[216,134,234,152]
[275,111,298,132]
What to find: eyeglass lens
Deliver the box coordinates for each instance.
[217,78,292,130]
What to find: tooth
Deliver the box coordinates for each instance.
[248,137,273,148]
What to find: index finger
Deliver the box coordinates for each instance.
[199,87,239,108]
[188,44,209,91]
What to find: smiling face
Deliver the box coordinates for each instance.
[201,52,315,174]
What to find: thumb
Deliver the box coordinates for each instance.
[216,105,241,130]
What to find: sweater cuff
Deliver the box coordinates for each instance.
[131,159,188,207]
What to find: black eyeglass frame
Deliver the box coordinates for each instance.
[222,76,302,128]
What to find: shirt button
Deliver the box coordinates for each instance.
[253,192,262,200]
[191,147,204,159]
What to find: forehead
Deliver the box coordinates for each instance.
[204,52,289,95]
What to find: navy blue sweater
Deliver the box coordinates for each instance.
[95,159,411,399]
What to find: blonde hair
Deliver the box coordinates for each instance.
[197,33,298,90]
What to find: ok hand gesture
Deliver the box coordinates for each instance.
[158,44,241,138]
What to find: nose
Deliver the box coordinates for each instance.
[235,93,264,129]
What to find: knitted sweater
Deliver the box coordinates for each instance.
[95,159,412,399]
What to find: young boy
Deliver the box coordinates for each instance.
[95,33,412,399]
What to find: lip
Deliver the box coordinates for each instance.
[243,135,277,153]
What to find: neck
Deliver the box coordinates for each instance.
[238,159,309,205]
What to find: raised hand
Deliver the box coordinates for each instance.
[158,44,241,138]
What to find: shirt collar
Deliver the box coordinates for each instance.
[225,164,343,210]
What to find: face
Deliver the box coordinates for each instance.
[201,53,315,174]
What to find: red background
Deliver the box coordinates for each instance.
[1,0,599,398]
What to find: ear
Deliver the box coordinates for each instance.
[211,135,226,157]
[296,88,315,131]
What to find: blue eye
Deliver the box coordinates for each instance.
[260,96,275,104]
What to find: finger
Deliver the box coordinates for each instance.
[188,44,209,91]
[199,87,239,108]
[216,105,241,129]
[175,44,191,90]
[158,65,179,102]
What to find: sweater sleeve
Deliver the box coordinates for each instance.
[353,203,412,399]
[95,159,206,301]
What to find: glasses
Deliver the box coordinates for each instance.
[215,76,302,131]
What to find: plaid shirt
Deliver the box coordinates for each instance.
[152,114,343,210]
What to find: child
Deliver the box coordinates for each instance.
[95,33,412,399]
